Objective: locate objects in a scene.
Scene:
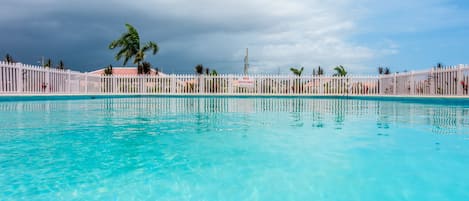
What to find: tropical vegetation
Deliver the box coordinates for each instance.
[195,64,204,75]
[290,67,304,76]
[104,64,113,75]
[312,66,324,76]
[57,60,65,70]
[4,54,14,63]
[109,23,159,74]
[333,65,347,76]
[44,59,52,68]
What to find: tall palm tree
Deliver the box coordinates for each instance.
[57,60,65,70]
[290,67,304,76]
[109,24,159,74]
[333,65,347,76]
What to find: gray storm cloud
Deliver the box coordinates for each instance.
[1,0,467,74]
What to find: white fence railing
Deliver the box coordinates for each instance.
[379,64,469,96]
[1,61,469,96]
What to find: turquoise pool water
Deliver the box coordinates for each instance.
[1,97,469,200]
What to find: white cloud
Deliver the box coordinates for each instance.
[114,0,381,73]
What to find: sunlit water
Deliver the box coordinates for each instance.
[1,97,469,200]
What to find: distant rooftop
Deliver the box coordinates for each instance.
[88,67,166,76]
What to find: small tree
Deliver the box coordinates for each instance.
[195,64,204,75]
[378,67,384,75]
[317,66,324,76]
[57,60,65,70]
[384,67,391,75]
[104,64,113,75]
[44,59,52,68]
[378,66,391,75]
[4,54,14,63]
[210,70,218,76]
[141,61,152,74]
[313,66,324,76]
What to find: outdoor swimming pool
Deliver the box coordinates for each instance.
[1,96,469,200]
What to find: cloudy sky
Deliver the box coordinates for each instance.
[1,0,468,74]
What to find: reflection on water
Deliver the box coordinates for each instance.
[0,97,468,135]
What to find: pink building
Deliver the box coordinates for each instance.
[88,67,164,76]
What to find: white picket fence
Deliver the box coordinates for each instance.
[1,61,469,96]
[379,64,469,96]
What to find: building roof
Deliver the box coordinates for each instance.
[88,67,166,76]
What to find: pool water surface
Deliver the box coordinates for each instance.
[1,97,469,200]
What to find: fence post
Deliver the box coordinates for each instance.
[410,71,415,95]
[378,75,382,95]
[429,68,435,95]
[45,68,50,93]
[67,69,71,93]
[170,75,176,94]
[200,75,205,94]
[457,64,463,96]
[319,76,324,94]
[84,73,88,94]
[113,76,118,93]
[228,76,233,94]
[393,73,397,95]
[16,63,23,93]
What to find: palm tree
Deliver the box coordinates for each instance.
[333,65,348,93]
[384,67,391,75]
[57,60,65,70]
[333,65,347,76]
[317,66,324,76]
[312,66,324,76]
[210,70,218,76]
[44,59,52,68]
[109,23,159,74]
[4,54,14,63]
[378,67,391,75]
[290,67,304,93]
[290,67,304,76]
[195,64,204,75]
